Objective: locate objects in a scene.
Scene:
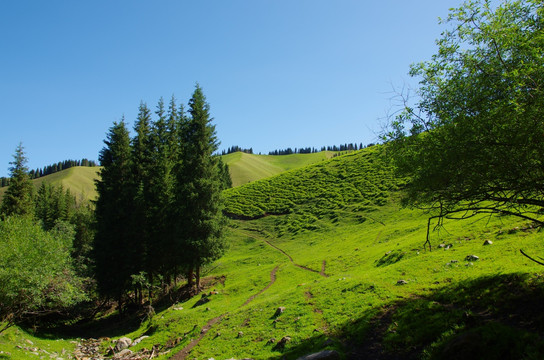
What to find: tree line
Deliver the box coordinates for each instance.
[221,145,253,155]
[0,158,97,187]
[267,142,375,156]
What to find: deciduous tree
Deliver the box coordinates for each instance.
[385,0,544,248]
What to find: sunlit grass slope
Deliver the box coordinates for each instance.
[0,166,100,202]
[223,147,403,220]
[158,147,543,359]
[222,151,336,187]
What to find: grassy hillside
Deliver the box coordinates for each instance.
[2,147,544,359]
[0,166,100,202]
[222,151,336,187]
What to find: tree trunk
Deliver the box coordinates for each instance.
[148,272,154,303]
[187,266,194,290]
[196,265,201,292]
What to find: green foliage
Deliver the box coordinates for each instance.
[217,156,232,189]
[35,182,75,231]
[386,0,544,224]
[0,216,86,332]
[0,143,34,218]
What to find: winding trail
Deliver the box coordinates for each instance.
[320,260,329,277]
[171,226,330,359]
[243,266,279,306]
[170,314,227,360]
[171,266,279,360]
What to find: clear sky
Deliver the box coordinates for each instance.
[0,0,464,177]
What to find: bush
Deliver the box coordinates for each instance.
[0,216,87,332]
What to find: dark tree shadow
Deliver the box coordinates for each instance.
[269,273,544,360]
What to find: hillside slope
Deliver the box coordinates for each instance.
[0,166,100,202]
[222,151,335,187]
[2,147,544,360]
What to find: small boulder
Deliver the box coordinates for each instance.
[113,348,133,359]
[194,295,211,307]
[396,279,408,285]
[130,335,149,347]
[280,336,291,344]
[113,337,132,352]
[274,336,291,349]
[274,307,286,317]
[483,240,493,246]
[465,255,479,262]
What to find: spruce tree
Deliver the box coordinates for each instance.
[173,85,226,291]
[131,103,154,296]
[145,97,179,284]
[92,120,135,308]
[0,143,34,218]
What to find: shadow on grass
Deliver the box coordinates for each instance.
[271,273,544,360]
[21,277,224,340]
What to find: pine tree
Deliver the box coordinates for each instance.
[173,85,226,291]
[217,157,232,190]
[92,120,135,308]
[131,102,154,293]
[145,98,178,288]
[0,143,34,218]
[35,183,75,231]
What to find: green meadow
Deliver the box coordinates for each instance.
[222,151,336,187]
[1,148,543,359]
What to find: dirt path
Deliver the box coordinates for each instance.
[172,227,331,359]
[171,266,279,360]
[243,266,278,306]
[320,260,329,277]
[170,314,226,360]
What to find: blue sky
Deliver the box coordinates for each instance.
[0,0,463,177]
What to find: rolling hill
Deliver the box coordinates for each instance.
[2,148,544,359]
[0,166,100,202]
[222,151,336,187]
